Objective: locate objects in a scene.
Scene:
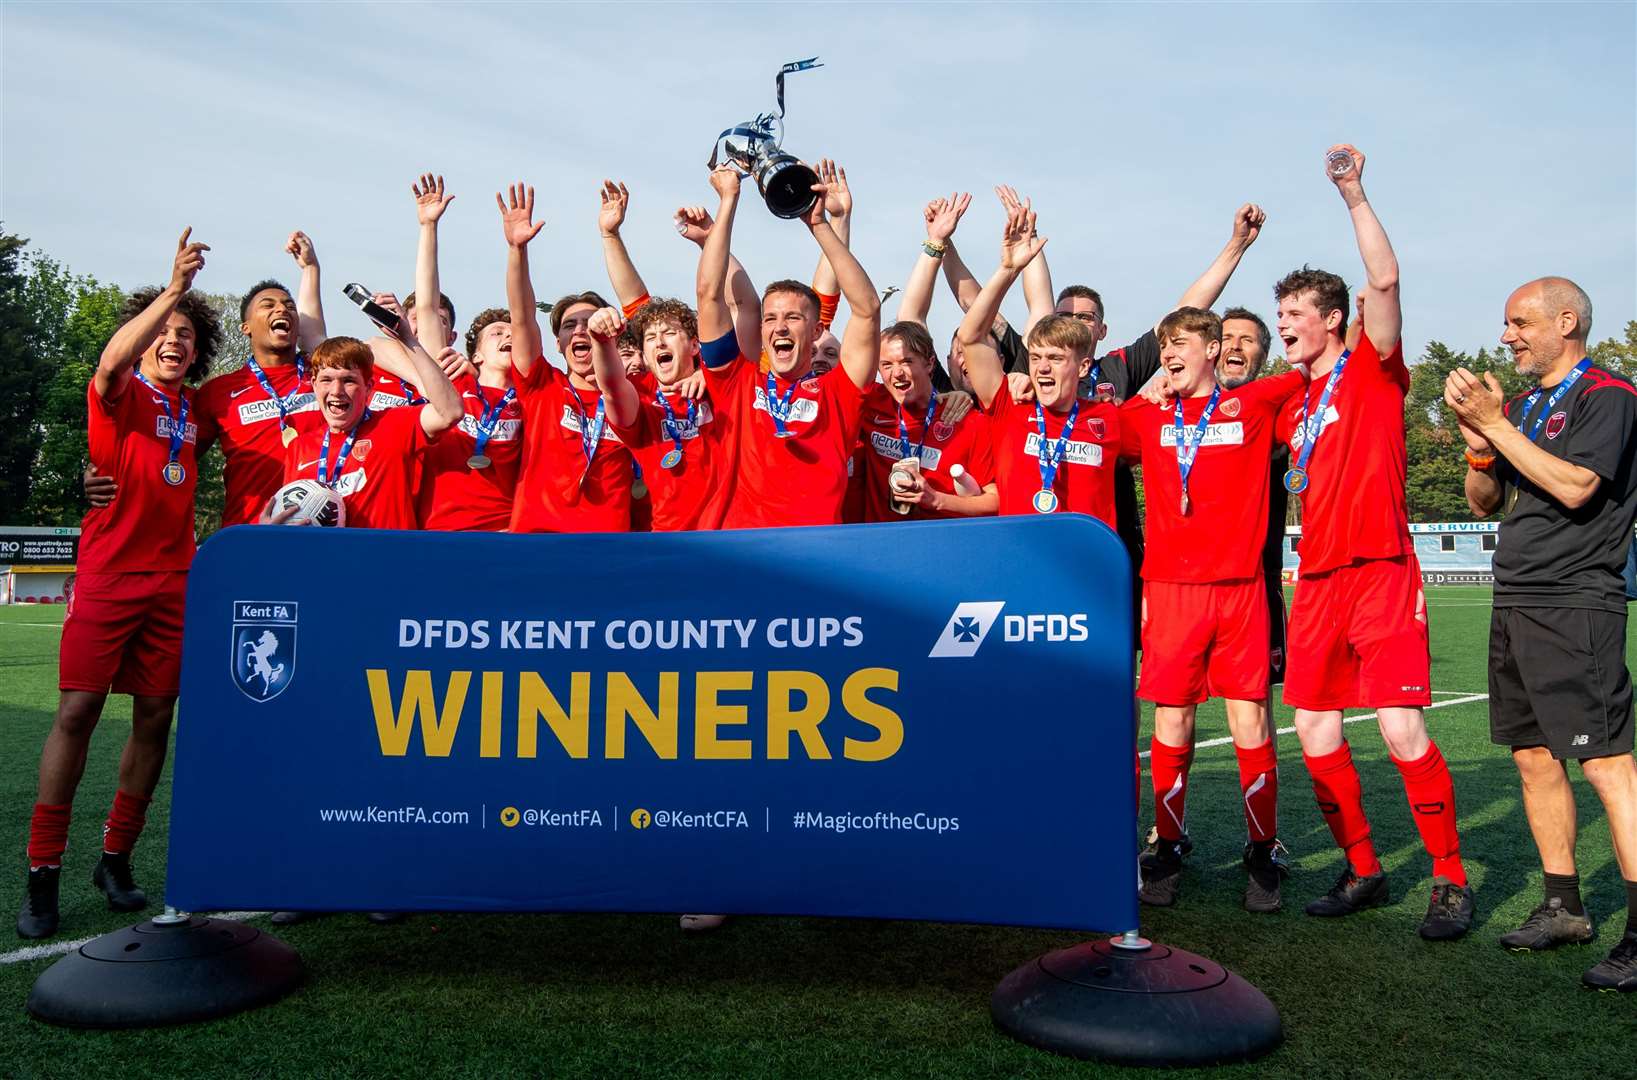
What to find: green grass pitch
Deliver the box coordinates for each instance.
[1,591,1633,1079]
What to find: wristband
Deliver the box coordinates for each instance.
[1464,449,1497,471]
[922,240,947,258]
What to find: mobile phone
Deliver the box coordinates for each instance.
[343,283,402,335]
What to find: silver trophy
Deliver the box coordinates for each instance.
[709,58,823,219]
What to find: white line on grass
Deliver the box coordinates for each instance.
[0,910,269,966]
[3,622,64,628]
[1138,693,1490,759]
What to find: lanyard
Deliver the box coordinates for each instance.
[1174,385,1221,505]
[763,371,803,437]
[397,378,425,406]
[318,410,370,488]
[247,354,306,428]
[656,391,698,465]
[1516,358,1591,441]
[567,389,607,465]
[470,386,517,459]
[134,370,189,474]
[897,389,938,463]
[1032,397,1082,494]
[1291,349,1351,471]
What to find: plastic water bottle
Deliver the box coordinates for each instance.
[950,464,982,496]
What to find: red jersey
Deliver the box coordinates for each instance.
[509,359,632,534]
[1274,333,1414,575]
[1119,372,1303,583]
[78,377,197,574]
[282,406,431,530]
[417,374,523,532]
[984,381,1119,526]
[193,357,321,527]
[369,372,423,412]
[605,373,736,532]
[856,384,995,522]
[707,356,865,528]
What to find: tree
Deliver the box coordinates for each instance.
[0,230,46,521]
[1590,320,1637,378]
[25,281,124,525]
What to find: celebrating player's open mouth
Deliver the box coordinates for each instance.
[313,369,368,429]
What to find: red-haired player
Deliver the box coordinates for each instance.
[18,230,220,939]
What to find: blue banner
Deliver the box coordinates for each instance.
[168,517,1136,931]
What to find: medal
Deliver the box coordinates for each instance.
[1173,385,1220,521]
[1287,348,1351,497]
[469,385,517,468]
[467,454,491,470]
[1031,397,1081,517]
[1179,491,1190,516]
[248,355,309,437]
[655,392,697,469]
[162,460,186,486]
[896,389,937,468]
[281,426,297,446]
[1033,489,1059,514]
[631,461,648,500]
[135,371,190,490]
[763,371,804,438]
[1283,467,1308,494]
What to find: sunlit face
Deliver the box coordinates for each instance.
[408,303,457,348]
[472,320,512,376]
[642,319,699,387]
[761,291,821,378]
[1029,343,1091,411]
[556,302,599,382]
[1500,286,1568,377]
[1054,295,1109,348]
[241,288,297,354]
[142,311,197,387]
[1218,317,1267,389]
[312,366,371,430]
[812,330,841,376]
[619,339,643,378]
[878,337,934,408]
[1159,329,1221,396]
[1275,290,1342,368]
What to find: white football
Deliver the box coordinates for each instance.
[270,479,345,527]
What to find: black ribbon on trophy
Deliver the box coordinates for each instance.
[708,57,825,219]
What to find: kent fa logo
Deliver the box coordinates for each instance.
[231,601,298,702]
[928,601,1005,658]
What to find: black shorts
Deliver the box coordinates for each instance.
[1489,606,1633,760]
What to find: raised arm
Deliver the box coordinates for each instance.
[900,193,970,326]
[696,168,741,353]
[1329,144,1400,355]
[96,229,208,401]
[808,159,851,320]
[995,186,1055,335]
[804,165,880,389]
[1161,202,1266,333]
[498,182,545,378]
[598,180,650,308]
[956,206,1044,409]
[411,173,456,352]
[285,230,326,352]
[587,307,640,426]
[676,203,761,360]
[373,292,462,437]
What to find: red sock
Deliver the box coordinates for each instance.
[1303,742,1381,876]
[1235,740,1280,843]
[1149,737,1193,842]
[27,803,71,869]
[102,790,152,857]
[1391,742,1466,887]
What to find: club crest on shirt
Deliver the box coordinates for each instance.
[1545,412,1567,440]
[1023,432,1103,467]
[868,431,944,470]
[351,439,373,462]
[155,416,199,444]
[1219,397,1242,418]
[1095,381,1115,398]
[932,420,954,442]
[1083,417,1107,441]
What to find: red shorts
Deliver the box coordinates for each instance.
[59,571,187,697]
[1138,578,1269,705]
[1284,554,1431,711]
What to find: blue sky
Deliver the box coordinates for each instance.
[4,1,1633,362]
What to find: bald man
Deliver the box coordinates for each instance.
[1449,276,1637,992]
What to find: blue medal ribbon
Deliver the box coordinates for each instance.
[1290,349,1351,475]
[1173,385,1222,508]
[656,391,698,465]
[1515,357,1591,441]
[318,410,370,489]
[470,386,517,460]
[567,389,607,466]
[897,389,938,464]
[1032,397,1082,496]
[134,370,189,483]
[763,371,803,438]
[246,354,307,433]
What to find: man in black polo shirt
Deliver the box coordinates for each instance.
[1448,275,1637,992]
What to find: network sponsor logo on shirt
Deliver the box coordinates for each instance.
[1159,421,1244,449]
[1288,405,1340,450]
[867,431,943,469]
[155,416,199,443]
[752,388,821,424]
[369,391,416,412]
[648,399,714,440]
[558,405,625,443]
[1022,432,1103,467]
[456,415,522,441]
[237,394,318,426]
[299,461,367,495]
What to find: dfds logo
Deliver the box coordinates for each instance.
[231,601,298,702]
[929,601,1090,658]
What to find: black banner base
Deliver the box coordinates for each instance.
[27,915,304,1028]
[991,935,1282,1066]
